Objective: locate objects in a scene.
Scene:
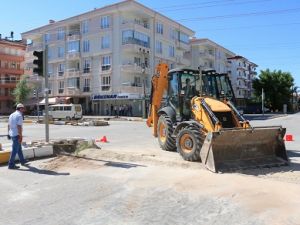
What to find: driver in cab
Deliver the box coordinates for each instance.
[182,78,196,119]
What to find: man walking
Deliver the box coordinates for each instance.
[7,103,28,169]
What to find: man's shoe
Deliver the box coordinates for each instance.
[8,165,20,169]
[21,160,29,166]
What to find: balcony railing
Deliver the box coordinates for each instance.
[27,42,43,52]
[121,63,149,74]
[83,86,91,92]
[121,19,150,29]
[0,78,20,84]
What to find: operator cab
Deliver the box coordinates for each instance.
[166,68,235,121]
[167,68,200,121]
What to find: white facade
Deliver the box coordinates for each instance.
[189,38,235,73]
[21,0,194,115]
[190,39,258,106]
[227,56,258,106]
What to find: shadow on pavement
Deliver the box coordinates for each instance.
[74,155,146,169]
[18,165,70,176]
[237,150,300,176]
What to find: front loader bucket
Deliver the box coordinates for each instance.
[200,127,288,172]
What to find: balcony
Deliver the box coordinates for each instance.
[176,57,190,66]
[121,64,150,74]
[121,19,150,33]
[199,50,215,60]
[100,65,112,74]
[120,85,143,94]
[0,67,23,75]
[66,52,80,60]
[175,40,190,51]
[27,42,43,52]
[66,87,82,96]
[67,33,81,41]
[0,78,20,87]
[0,95,14,101]
[66,69,80,77]
[83,86,91,92]
[83,68,91,75]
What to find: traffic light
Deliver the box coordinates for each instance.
[33,89,36,97]
[33,51,43,76]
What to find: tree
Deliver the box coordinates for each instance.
[252,69,294,111]
[13,75,32,105]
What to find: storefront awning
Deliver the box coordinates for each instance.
[39,97,72,105]
[39,97,57,105]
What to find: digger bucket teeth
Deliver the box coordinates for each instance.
[200,127,288,172]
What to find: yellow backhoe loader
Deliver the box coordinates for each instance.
[146,63,288,172]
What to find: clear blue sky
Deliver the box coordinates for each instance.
[1,0,299,87]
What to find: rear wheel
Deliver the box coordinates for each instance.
[176,126,205,161]
[157,115,176,151]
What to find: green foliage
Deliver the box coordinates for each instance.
[13,75,32,105]
[252,69,294,111]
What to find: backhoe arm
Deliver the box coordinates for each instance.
[146,63,169,137]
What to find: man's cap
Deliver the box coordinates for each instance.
[16,103,25,109]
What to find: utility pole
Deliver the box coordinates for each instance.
[262,88,265,116]
[36,89,40,121]
[43,45,49,142]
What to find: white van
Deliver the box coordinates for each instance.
[48,104,82,120]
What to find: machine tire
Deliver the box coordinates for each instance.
[157,115,176,151]
[176,126,205,161]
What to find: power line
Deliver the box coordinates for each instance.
[195,21,300,31]
[178,7,300,21]
[154,0,236,10]
[158,0,274,12]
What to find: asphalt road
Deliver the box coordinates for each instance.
[0,113,300,225]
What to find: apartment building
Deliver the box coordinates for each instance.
[21,0,194,116]
[0,38,26,114]
[227,56,258,107]
[190,38,235,73]
[190,38,258,107]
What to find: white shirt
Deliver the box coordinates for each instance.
[8,110,23,137]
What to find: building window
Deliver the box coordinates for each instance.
[156,41,162,54]
[58,81,64,94]
[44,33,50,43]
[101,55,111,71]
[48,82,53,95]
[83,59,91,73]
[83,40,90,52]
[68,77,80,89]
[169,45,175,57]
[134,57,141,67]
[48,64,53,76]
[47,48,52,60]
[122,30,150,48]
[58,46,64,58]
[101,15,110,29]
[133,76,141,87]
[82,20,89,34]
[58,64,65,76]
[83,78,90,92]
[67,41,80,52]
[179,32,189,44]
[102,76,111,91]
[101,35,110,49]
[57,28,65,40]
[169,28,176,40]
[156,23,163,35]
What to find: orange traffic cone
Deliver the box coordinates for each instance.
[100,136,108,143]
[285,134,294,141]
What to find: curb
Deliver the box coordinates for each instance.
[0,146,54,164]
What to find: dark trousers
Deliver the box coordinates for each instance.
[8,136,25,168]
